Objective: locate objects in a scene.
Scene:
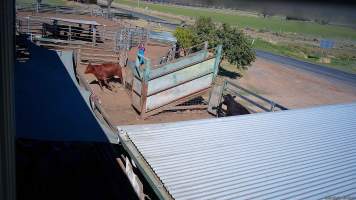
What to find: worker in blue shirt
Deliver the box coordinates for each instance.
[138,43,145,65]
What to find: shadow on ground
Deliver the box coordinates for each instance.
[218,67,241,79]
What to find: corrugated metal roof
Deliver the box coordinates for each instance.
[118,103,356,200]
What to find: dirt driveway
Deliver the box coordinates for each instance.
[235,58,356,109]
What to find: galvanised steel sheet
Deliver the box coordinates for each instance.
[132,76,142,95]
[147,58,215,96]
[118,103,356,200]
[146,74,213,111]
[149,51,207,79]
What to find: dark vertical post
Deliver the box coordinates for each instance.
[0,0,16,198]
[68,25,72,48]
[107,0,113,19]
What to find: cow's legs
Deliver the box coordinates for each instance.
[103,79,113,91]
[98,79,104,90]
[111,82,118,92]
[110,81,117,89]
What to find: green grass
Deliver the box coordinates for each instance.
[253,38,356,74]
[115,0,356,40]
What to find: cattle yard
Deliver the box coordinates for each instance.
[13,3,356,200]
[16,2,286,129]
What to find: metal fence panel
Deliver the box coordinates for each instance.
[147,58,215,96]
[146,74,213,111]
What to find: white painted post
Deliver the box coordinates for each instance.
[204,41,208,50]
[92,25,96,47]
[36,1,39,13]
[27,17,30,34]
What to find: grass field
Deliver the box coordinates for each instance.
[15,0,356,73]
[114,0,356,73]
[115,0,356,40]
[253,39,356,74]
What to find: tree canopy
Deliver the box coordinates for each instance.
[173,27,196,50]
[174,17,256,69]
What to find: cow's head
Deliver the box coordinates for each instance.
[222,94,236,104]
[85,63,95,74]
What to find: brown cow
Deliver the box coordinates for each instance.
[85,63,123,91]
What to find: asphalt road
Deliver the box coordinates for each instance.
[256,50,356,87]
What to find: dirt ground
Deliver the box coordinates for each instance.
[18,10,213,125]
[19,10,356,126]
[235,58,356,109]
[127,41,171,66]
[79,47,356,126]
[78,74,212,126]
[77,42,213,126]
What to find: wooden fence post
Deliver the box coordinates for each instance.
[140,59,151,118]
[92,25,96,47]
[212,44,222,80]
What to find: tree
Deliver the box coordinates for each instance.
[217,23,255,68]
[193,17,218,47]
[174,17,255,69]
[173,27,196,55]
[192,17,255,69]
